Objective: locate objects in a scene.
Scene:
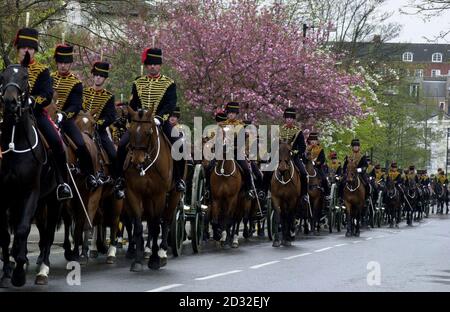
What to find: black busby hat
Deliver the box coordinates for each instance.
[308,132,319,141]
[329,151,337,160]
[215,109,227,122]
[409,165,415,170]
[391,162,398,168]
[141,47,162,65]
[14,28,39,51]
[284,107,296,119]
[91,61,110,78]
[375,164,381,169]
[54,44,74,63]
[351,138,360,147]
[225,102,240,114]
[417,169,425,174]
[170,107,181,118]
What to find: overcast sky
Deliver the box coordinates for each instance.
[383,0,450,43]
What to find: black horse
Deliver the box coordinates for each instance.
[384,177,401,228]
[0,54,61,287]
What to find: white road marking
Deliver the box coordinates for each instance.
[250,261,280,269]
[284,252,312,260]
[374,235,385,239]
[353,241,362,244]
[146,284,183,292]
[366,237,373,240]
[195,270,243,281]
[334,243,348,247]
[314,247,333,253]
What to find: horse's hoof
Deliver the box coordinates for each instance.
[160,257,168,268]
[231,242,239,248]
[117,242,123,249]
[0,276,11,288]
[282,240,292,247]
[144,247,151,260]
[314,231,320,236]
[257,229,265,238]
[355,232,360,237]
[215,241,222,249]
[35,275,48,286]
[11,266,26,287]
[148,256,161,270]
[395,224,399,228]
[130,262,143,272]
[106,256,116,264]
[345,231,352,237]
[79,255,88,266]
[64,250,76,262]
[389,224,393,228]
[272,240,281,247]
[89,250,99,259]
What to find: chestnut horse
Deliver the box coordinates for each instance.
[270,143,301,247]
[124,107,180,271]
[343,160,366,237]
[304,156,324,235]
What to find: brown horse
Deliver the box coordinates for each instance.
[124,107,180,271]
[270,143,301,247]
[343,160,366,237]
[61,111,104,264]
[304,155,324,235]
[210,139,244,248]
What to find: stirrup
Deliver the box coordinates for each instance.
[176,179,186,192]
[56,183,73,201]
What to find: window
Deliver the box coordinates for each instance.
[431,69,441,77]
[432,52,443,63]
[402,52,413,62]
[409,84,419,97]
[415,69,424,77]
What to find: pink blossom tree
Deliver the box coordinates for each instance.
[125,0,364,125]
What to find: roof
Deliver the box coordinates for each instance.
[341,42,450,63]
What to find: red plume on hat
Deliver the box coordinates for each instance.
[141,48,150,64]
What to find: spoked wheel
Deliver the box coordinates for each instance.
[266,194,276,241]
[191,211,204,253]
[170,199,185,257]
[368,199,375,228]
[328,184,337,233]
[190,164,206,253]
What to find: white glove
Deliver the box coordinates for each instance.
[357,168,362,173]
[56,113,64,124]
[153,117,161,126]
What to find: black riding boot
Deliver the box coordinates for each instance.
[237,160,256,199]
[174,160,186,192]
[294,157,308,201]
[76,144,98,191]
[203,160,215,201]
[54,151,73,201]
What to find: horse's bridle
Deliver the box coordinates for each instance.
[0,81,30,118]
[128,119,160,176]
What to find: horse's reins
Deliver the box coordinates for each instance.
[214,159,236,177]
[274,160,294,185]
[129,119,161,177]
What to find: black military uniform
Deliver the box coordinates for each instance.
[306,132,329,196]
[14,28,72,200]
[407,165,419,184]
[52,44,97,190]
[340,138,369,199]
[262,107,308,199]
[388,162,403,185]
[326,152,342,177]
[115,48,185,198]
[82,61,117,180]
[243,114,264,198]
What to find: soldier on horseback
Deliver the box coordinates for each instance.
[388,162,403,186]
[326,151,342,178]
[82,61,117,184]
[306,132,330,199]
[340,138,370,201]
[13,28,72,200]
[115,47,186,199]
[216,101,257,199]
[261,107,308,201]
[435,169,449,209]
[52,44,98,191]
[407,165,419,184]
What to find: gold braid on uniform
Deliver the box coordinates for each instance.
[134,75,174,117]
[28,62,48,105]
[82,87,113,122]
[279,124,300,144]
[388,170,400,181]
[51,72,81,119]
[307,145,322,161]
